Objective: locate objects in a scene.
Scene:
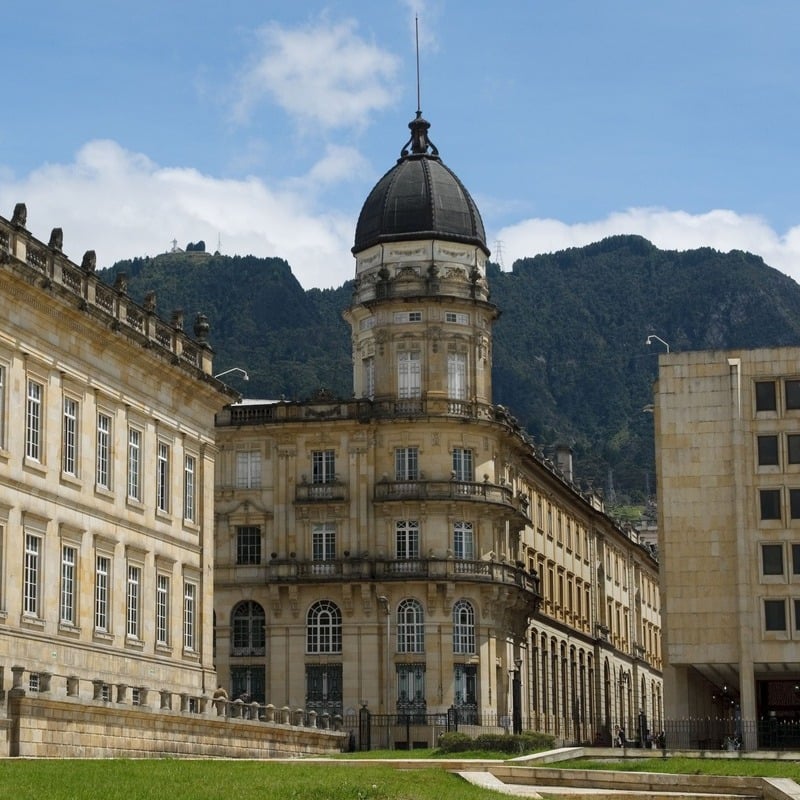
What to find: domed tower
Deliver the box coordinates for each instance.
[345,112,497,412]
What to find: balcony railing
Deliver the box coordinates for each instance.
[295,481,348,503]
[374,479,531,524]
[266,555,540,600]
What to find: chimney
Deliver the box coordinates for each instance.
[554,444,573,483]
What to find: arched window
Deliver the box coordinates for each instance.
[231,600,265,656]
[306,600,342,654]
[453,599,475,654]
[397,599,424,653]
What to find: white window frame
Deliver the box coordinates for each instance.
[395,447,419,481]
[60,544,77,625]
[0,364,6,450]
[126,564,141,639]
[183,581,197,651]
[127,427,142,501]
[312,450,336,484]
[396,520,420,560]
[453,599,476,654]
[96,412,112,489]
[62,395,79,476]
[397,598,425,653]
[156,574,170,646]
[453,521,475,560]
[452,448,473,482]
[236,450,261,489]
[157,441,170,513]
[445,311,469,325]
[23,533,42,617]
[447,351,467,400]
[183,453,196,523]
[397,351,421,399]
[362,356,375,399]
[94,555,110,632]
[26,379,43,461]
[312,523,337,562]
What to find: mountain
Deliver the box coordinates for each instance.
[99,236,800,505]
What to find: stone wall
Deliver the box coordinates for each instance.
[2,690,346,759]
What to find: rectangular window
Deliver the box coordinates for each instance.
[762,543,784,575]
[236,451,261,488]
[60,545,77,625]
[96,413,112,489]
[760,489,782,521]
[757,435,779,466]
[447,352,467,400]
[23,533,41,617]
[312,523,337,561]
[451,447,473,482]
[157,441,170,512]
[312,450,336,484]
[787,380,800,411]
[795,599,800,633]
[362,356,375,399]
[0,364,6,449]
[791,490,800,520]
[765,598,787,631]
[127,564,141,638]
[394,310,422,323]
[62,396,78,475]
[236,526,262,565]
[789,435,800,465]
[397,351,421,399]
[756,381,777,412]
[26,379,43,461]
[183,454,196,522]
[156,574,170,645]
[359,316,376,330]
[127,427,141,500]
[453,521,474,560]
[793,544,800,576]
[395,447,419,481]
[95,555,110,632]
[445,311,469,325]
[183,582,196,651]
[396,520,420,560]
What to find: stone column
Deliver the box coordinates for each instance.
[92,680,105,701]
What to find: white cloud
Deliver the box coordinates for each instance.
[0,140,356,289]
[496,207,800,285]
[232,17,400,130]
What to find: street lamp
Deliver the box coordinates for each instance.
[645,335,670,353]
[214,367,249,381]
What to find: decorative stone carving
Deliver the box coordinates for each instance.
[193,313,209,343]
[144,291,156,313]
[114,272,128,295]
[11,203,26,228]
[48,228,63,251]
[81,250,97,272]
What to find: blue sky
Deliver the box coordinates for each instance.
[3,1,800,289]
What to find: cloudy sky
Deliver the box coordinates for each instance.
[3,1,800,289]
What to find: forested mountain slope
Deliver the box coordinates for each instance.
[101,235,800,502]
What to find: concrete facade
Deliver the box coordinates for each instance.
[655,347,800,746]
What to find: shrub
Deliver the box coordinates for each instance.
[437,732,475,753]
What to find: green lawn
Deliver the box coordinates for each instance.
[557,756,800,780]
[0,759,500,800]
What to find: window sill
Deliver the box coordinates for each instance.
[155,508,172,523]
[20,614,45,629]
[126,498,145,513]
[60,473,82,489]
[58,622,81,637]
[182,520,201,534]
[182,649,200,662]
[94,485,115,501]
[93,630,114,645]
[23,458,47,476]
[125,636,145,651]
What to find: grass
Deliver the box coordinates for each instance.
[0,759,502,800]
[557,756,800,780]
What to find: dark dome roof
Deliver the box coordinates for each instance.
[353,113,488,255]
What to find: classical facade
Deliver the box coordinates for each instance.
[0,204,235,702]
[214,113,662,746]
[655,347,800,747]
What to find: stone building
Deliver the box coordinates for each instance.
[655,347,800,747]
[0,204,236,703]
[213,113,662,746]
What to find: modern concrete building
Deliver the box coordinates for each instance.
[0,204,236,702]
[213,113,662,747]
[655,347,800,747]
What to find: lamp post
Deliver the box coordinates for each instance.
[377,594,391,743]
[511,658,523,735]
[645,335,670,353]
[214,367,249,381]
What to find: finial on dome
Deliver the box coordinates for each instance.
[400,16,438,159]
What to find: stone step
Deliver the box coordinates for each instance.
[457,771,762,800]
